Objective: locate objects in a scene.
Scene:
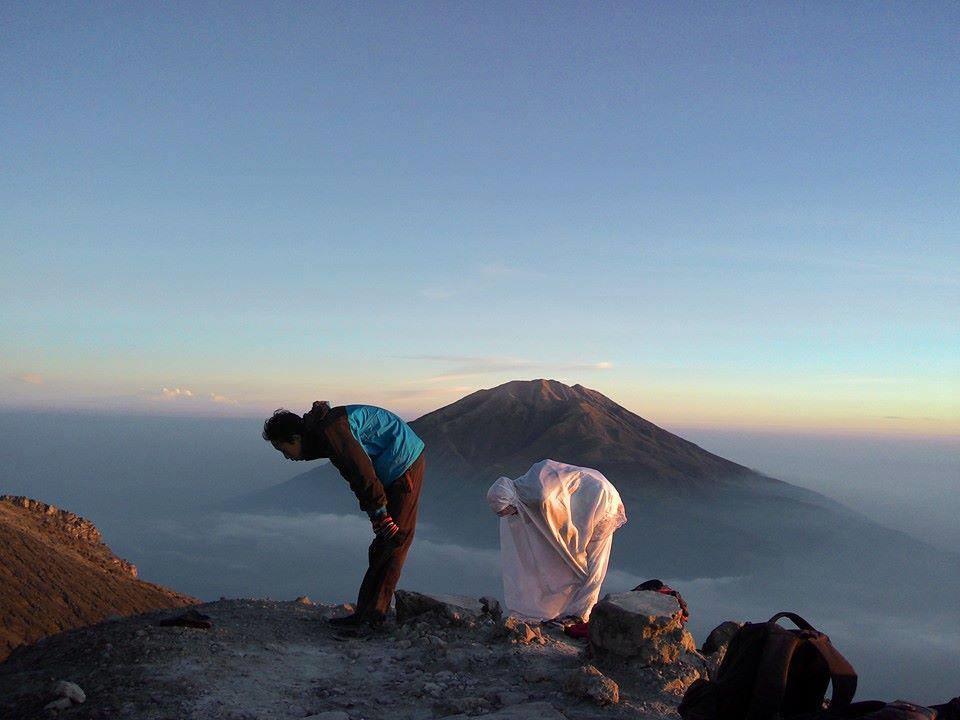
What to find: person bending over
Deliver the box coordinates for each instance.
[263,401,425,627]
[486,459,626,624]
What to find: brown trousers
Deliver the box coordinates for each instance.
[356,452,425,617]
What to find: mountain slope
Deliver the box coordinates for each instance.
[410,379,767,488]
[0,496,196,661]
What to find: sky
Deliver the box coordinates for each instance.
[1,2,958,435]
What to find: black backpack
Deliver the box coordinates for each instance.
[679,612,858,720]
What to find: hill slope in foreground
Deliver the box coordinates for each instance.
[0,496,196,662]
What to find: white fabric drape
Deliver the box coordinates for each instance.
[486,459,627,621]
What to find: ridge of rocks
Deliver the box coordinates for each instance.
[0,496,196,663]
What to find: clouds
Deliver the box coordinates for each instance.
[17,373,45,386]
[136,510,504,602]
[161,387,194,398]
[154,387,238,406]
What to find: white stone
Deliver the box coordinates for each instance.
[603,590,682,622]
[51,680,86,704]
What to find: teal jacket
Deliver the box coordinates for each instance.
[300,401,424,513]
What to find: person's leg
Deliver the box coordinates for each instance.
[353,453,425,618]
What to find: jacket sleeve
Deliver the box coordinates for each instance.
[321,412,388,513]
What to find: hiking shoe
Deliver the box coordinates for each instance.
[327,611,386,628]
[327,612,364,627]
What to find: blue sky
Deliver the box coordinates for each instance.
[1,2,957,433]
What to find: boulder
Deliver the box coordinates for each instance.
[589,590,693,664]
[395,590,488,625]
[563,664,620,706]
[702,620,743,655]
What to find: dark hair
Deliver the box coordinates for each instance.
[262,409,303,443]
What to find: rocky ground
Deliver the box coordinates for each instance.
[0,590,731,720]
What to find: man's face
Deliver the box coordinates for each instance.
[272,435,304,461]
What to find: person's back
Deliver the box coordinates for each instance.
[341,404,424,487]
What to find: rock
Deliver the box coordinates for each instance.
[702,620,743,655]
[444,696,490,714]
[424,634,447,648]
[589,590,691,663]
[50,680,85,704]
[395,590,487,625]
[479,596,503,621]
[661,663,702,695]
[563,664,619,706]
[496,616,543,645]
[521,666,551,683]
[304,713,350,720]
[294,596,314,606]
[497,690,529,706]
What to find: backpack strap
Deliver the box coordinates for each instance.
[745,628,802,720]
[807,634,858,709]
[768,611,857,708]
[768,611,816,631]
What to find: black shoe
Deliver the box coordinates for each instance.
[327,611,386,628]
[328,612,364,627]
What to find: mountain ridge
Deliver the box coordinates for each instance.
[0,495,196,662]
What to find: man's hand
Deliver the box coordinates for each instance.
[497,505,518,517]
[369,507,400,540]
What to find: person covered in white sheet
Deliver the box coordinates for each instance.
[486,459,627,624]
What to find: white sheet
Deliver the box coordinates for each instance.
[486,459,627,621]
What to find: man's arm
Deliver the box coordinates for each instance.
[321,409,389,514]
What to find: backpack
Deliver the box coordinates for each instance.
[679,612,857,720]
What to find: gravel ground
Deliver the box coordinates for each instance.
[0,598,695,720]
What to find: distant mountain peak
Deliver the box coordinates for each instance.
[410,379,762,487]
[481,378,594,404]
